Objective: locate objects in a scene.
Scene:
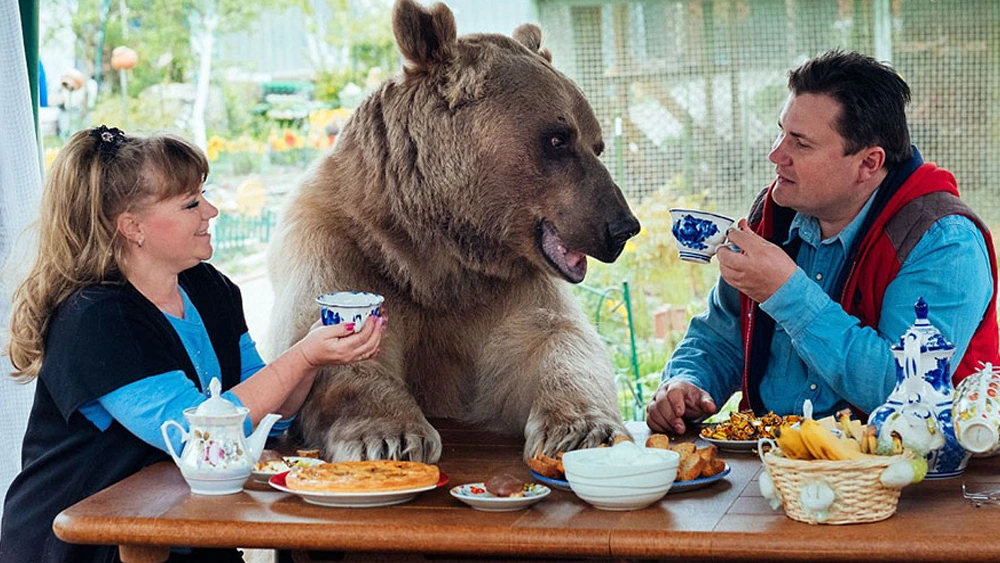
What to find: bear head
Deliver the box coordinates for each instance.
[334,0,639,299]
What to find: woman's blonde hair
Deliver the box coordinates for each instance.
[6,127,209,380]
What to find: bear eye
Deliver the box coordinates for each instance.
[550,134,568,149]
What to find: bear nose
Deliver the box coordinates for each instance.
[608,215,641,247]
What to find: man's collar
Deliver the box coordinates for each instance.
[785,189,880,250]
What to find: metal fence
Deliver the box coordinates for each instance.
[212,210,277,253]
[537,0,1000,224]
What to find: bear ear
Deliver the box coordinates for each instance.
[393,0,457,72]
[512,24,552,63]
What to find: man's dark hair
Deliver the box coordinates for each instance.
[788,50,912,166]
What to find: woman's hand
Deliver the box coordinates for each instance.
[296,315,386,369]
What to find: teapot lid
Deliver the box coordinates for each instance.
[193,378,238,416]
[891,297,954,352]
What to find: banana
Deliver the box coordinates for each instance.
[775,424,812,460]
[800,418,868,461]
[891,431,904,455]
[837,408,864,443]
[837,408,854,438]
[861,424,878,455]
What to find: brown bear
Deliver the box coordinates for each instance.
[267,0,641,463]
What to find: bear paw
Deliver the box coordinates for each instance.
[320,418,442,464]
[523,412,631,459]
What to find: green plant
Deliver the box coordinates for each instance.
[579,175,727,418]
[87,93,185,134]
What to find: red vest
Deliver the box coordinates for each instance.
[738,163,1000,413]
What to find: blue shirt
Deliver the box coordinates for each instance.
[79,288,293,453]
[664,190,993,418]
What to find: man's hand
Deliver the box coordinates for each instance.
[716,218,797,303]
[646,380,717,435]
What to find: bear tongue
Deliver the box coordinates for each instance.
[540,221,588,283]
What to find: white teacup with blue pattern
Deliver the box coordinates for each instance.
[316,291,384,332]
[668,208,735,264]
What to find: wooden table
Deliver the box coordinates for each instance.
[54,420,1000,562]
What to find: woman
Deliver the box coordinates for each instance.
[0,126,385,562]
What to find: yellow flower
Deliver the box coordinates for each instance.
[206,136,226,162]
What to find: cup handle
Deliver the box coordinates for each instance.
[160,420,187,464]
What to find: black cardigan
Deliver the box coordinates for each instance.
[0,263,246,563]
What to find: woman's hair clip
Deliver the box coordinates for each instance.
[89,125,126,158]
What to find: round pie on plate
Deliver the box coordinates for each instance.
[285,460,440,492]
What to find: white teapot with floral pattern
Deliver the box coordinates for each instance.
[160,378,281,495]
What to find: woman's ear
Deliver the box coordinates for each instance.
[857,146,886,183]
[117,212,142,244]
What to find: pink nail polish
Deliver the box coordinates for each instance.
[344,322,355,331]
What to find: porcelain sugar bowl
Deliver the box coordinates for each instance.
[160,378,281,495]
[869,298,968,479]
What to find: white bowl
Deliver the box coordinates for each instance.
[562,443,679,511]
[668,208,734,264]
[316,291,384,332]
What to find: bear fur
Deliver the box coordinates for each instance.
[267,0,641,463]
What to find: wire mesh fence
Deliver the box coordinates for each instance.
[537,0,1000,225]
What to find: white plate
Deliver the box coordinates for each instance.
[669,463,731,493]
[700,435,759,453]
[251,456,325,483]
[450,482,550,511]
[529,470,572,492]
[269,471,449,507]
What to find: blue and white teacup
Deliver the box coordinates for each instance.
[668,208,735,264]
[315,291,384,332]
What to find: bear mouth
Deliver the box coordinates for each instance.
[537,219,588,283]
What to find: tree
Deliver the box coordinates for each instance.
[187,0,305,148]
[44,0,300,145]
[305,0,396,103]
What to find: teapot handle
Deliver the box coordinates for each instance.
[160,420,188,464]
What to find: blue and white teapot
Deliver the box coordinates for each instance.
[869,297,968,479]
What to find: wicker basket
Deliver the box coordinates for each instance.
[760,440,913,525]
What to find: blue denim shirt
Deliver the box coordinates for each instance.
[664,191,992,418]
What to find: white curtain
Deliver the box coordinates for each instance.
[0,0,43,504]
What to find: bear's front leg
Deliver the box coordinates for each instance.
[297,363,442,463]
[476,302,632,460]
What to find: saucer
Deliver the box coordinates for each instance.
[450,482,550,511]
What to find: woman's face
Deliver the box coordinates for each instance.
[131,188,219,273]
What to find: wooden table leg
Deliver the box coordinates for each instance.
[118,544,170,563]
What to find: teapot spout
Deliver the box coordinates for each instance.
[247,413,282,463]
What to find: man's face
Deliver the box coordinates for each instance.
[768,93,870,226]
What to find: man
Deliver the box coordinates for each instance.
[647,50,999,434]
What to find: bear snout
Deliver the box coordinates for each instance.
[602,214,641,260]
[608,214,641,246]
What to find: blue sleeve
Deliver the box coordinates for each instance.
[239,332,265,382]
[663,276,745,406]
[239,332,295,436]
[761,215,992,413]
[96,370,210,454]
[95,372,254,453]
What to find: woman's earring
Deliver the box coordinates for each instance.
[137,237,144,248]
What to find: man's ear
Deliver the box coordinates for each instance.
[857,146,886,183]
